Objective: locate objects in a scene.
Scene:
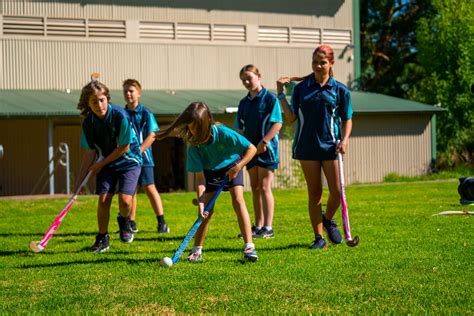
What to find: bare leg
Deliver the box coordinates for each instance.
[300,160,324,236]
[143,184,164,216]
[97,193,113,234]
[258,167,275,227]
[229,186,253,243]
[322,160,341,219]
[193,191,215,247]
[130,191,138,221]
[247,167,263,227]
[118,193,133,218]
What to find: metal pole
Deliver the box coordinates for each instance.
[59,143,70,194]
[48,119,54,195]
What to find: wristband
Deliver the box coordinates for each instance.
[277,92,286,100]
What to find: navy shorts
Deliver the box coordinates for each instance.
[203,162,244,192]
[96,167,141,196]
[246,157,278,171]
[138,166,155,186]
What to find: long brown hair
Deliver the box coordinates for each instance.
[77,73,110,116]
[156,102,215,146]
[289,45,335,82]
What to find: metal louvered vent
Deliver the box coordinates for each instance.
[46,18,86,37]
[291,27,320,44]
[88,20,126,38]
[258,26,289,42]
[3,16,44,36]
[139,22,174,39]
[176,23,210,40]
[323,29,352,45]
[213,24,245,41]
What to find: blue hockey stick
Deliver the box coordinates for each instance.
[171,177,228,264]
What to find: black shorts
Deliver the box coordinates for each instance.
[203,162,244,192]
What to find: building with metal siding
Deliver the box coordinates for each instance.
[0,0,445,196]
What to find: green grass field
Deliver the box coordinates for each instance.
[1,181,472,314]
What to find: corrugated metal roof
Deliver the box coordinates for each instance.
[0,90,446,118]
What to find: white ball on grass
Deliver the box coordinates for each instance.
[160,257,173,268]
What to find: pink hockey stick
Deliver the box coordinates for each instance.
[29,168,94,253]
[337,152,360,247]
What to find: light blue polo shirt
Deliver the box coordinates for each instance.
[80,104,142,171]
[125,103,159,167]
[291,76,353,160]
[186,124,252,172]
[235,88,282,165]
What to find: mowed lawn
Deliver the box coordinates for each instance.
[0,181,472,314]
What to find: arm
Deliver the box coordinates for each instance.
[140,132,156,153]
[75,149,96,192]
[336,119,353,155]
[194,172,207,218]
[90,144,130,175]
[257,122,283,154]
[276,77,297,124]
[225,144,257,180]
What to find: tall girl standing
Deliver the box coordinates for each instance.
[236,65,282,238]
[276,45,353,249]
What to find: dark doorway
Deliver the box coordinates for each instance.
[152,137,186,192]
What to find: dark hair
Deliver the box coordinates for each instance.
[77,73,110,116]
[156,102,214,146]
[289,45,335,82]
[122,78,142,92]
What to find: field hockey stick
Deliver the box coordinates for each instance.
[171,177,228,264]
[337,151,360,247]
[29,157,101,253]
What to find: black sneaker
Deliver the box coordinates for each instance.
[130,220,138,233]
[254,227,275,239]
[237,225,259,239]
[90,234,110,253]
[309,234,327,249]
[117,214,134,243]
[322,212,343,244]
[157,222,170,234]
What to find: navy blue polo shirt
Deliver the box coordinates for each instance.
[125,103,159,167]
[187,125,252,172]
[290,76,353,160]
[234,88,282,165]
[80,104,142,171]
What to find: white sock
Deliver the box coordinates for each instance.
[264,226,272,231]
[244,242,255,250]
[192,246,203,254]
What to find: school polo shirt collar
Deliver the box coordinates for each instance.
[307,75,336,89]
[126,103,142,113]
[246,87,267,100]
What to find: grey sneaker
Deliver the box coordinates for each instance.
[237,225,259,239]
[309,234,327,249]
[187,251,202,262]
[130,220,138,233]
[117,215,134,243]
[157,222,170,234]
[322,212,343,244]
[254,227,274,239]
[243,247,258,262]
[90,234,110,253]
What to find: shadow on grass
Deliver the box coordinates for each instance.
[18,256,159,269]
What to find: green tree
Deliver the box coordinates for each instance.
[360,0,433,97]
[410,0,473,166]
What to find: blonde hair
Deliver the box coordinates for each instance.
[77,73,110,116]
[239,64,261,77]
[156,102,215,146]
